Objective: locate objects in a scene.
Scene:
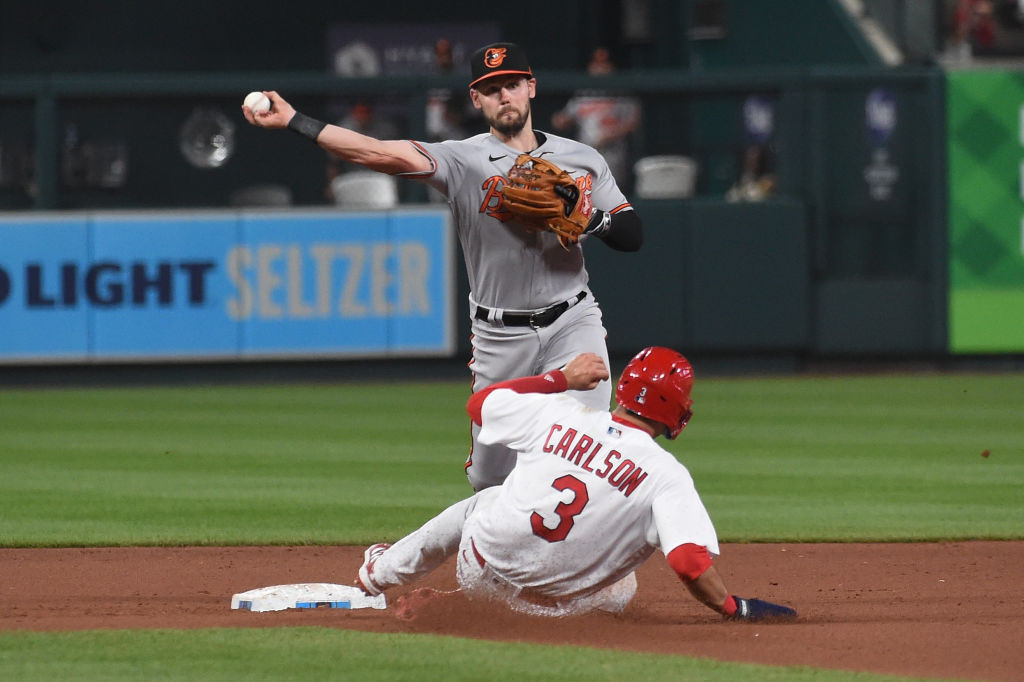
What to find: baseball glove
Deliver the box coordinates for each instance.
[501,154,596,248]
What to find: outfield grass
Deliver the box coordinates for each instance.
[1,373,1020,545]
[0,371,1020,681]
[681,372,1023,541]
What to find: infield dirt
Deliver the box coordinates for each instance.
[2,542,1022,680]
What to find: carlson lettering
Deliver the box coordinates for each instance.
[543,422,647,497]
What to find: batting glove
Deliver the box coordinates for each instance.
[729,596,797,622]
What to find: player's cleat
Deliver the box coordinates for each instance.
[355,543,391,596]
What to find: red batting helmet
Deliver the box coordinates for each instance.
[615,347,694,439]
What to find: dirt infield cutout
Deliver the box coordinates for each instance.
[2,542,1022,681]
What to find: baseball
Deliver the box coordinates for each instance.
[244,91,271,114]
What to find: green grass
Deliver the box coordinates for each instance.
[0,627,910,681]
[0,371,1019,681]
[0,382,468,546]
[674,373,1024,541]
[1,373,1020,546]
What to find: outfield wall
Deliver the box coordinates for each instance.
[5,64,1024,362]
[946,70,1024,354]
[0,209,455,363]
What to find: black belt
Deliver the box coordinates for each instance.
[474,292,586,329]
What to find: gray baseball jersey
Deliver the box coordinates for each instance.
[404,131,632,310]
[401,131,634,491]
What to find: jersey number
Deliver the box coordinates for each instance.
[531,474,589,543]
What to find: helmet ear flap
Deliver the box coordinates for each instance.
[667,404,693,439]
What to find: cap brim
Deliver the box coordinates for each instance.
[469,70,534,89]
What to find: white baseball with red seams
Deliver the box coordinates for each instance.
[399,131,634,490]
[243,91,271,114]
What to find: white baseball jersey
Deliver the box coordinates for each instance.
[468,388,719,600]
[404,131,631,310]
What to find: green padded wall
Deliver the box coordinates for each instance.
[947,70,1024,353]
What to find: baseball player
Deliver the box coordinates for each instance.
[353,347,798,622]
[242,42,642,492]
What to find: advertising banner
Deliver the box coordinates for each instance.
[0,209,454,362]
[947,70,1024,352]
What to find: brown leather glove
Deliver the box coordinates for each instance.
[500,154,597,249]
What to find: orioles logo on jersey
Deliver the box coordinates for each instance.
[479,170,595,223]
[484,48,507,68]
[480,176,513,221]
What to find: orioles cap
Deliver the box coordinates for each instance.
[469,42,533,89]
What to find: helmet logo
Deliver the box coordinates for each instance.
[485,48,507,68]
[636,387,647,404]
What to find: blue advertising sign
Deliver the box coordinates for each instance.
[0,209,454,363]
[90,213,240,359]
[0,215,90,360]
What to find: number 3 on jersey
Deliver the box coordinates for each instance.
[531,474,589,542]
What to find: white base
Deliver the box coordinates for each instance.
[231,583,386,612]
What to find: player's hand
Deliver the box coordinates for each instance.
[242,91,295,129]
[562,353,609,391]
[728,596,797,622]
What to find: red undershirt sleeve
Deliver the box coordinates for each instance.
[466,370,568,425]
[666,543,713,582]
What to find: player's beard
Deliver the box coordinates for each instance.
[488,103,530,137]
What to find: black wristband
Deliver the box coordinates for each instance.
[287,112,327,141]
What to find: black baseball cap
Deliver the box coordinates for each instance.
[469,42,533,89]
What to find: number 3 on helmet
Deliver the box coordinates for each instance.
[615,347,694,439]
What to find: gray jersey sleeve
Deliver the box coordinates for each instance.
[400,136,484,199]
[396,132,632,310]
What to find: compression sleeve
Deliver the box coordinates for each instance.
[666,543,713,582]
[596,209,642,252]
[466,370,568,426]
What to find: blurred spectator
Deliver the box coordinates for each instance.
[435,37,454,70]
[945,0,997,62]
[551,47,641,190]
[426,38,473,142]
[727,94,776,202]
[338,100,402,145]
[726,144,775,202]
[424,38,477,203]
[326,100,402,201]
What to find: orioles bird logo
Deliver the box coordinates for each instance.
[484,48,507,68]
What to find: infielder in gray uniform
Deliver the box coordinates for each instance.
[242,42,642,491]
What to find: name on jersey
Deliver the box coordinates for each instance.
[542,424,647,497]
[479,172,595,222]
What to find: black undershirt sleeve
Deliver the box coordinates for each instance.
[595,210,642,252]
